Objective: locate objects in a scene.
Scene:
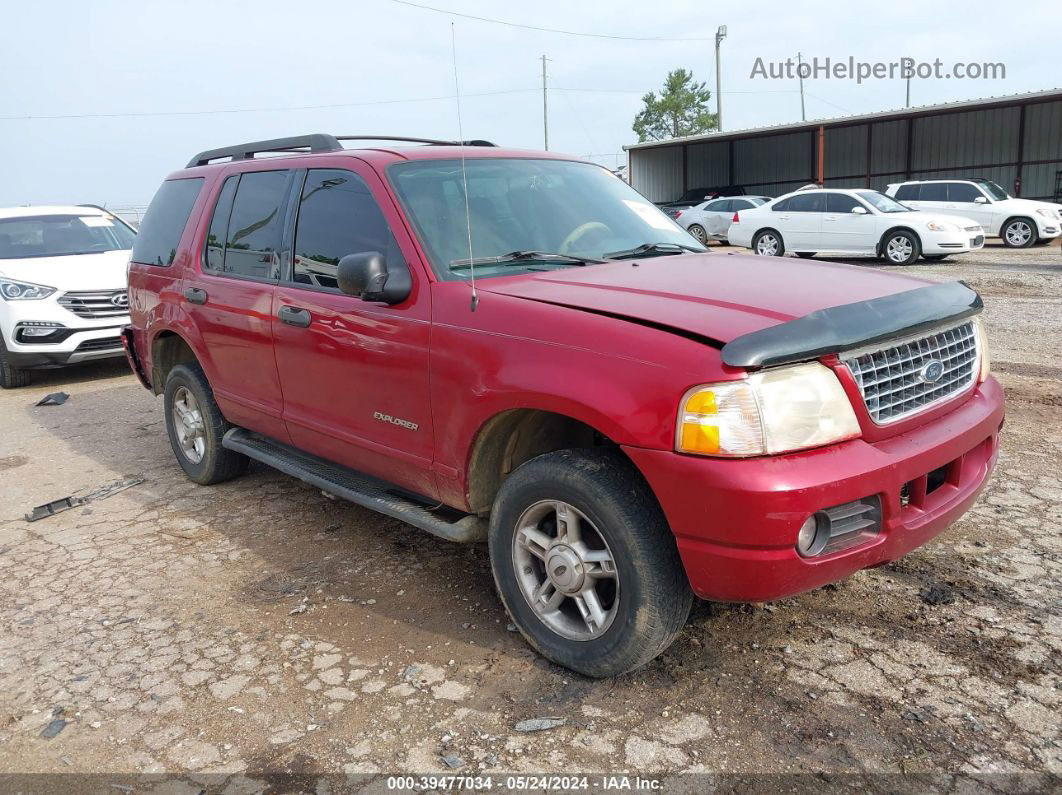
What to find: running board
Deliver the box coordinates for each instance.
[222,428,486,543]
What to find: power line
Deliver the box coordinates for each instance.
[389,0,714,41]
[0,88,539,121]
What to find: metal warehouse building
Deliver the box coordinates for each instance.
[625,88,1062,203]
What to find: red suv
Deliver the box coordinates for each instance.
[125,134,1004,677]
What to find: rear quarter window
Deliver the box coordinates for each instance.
[894,184,920,201]
[131,178,204,266]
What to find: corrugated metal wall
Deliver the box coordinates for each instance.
[629,95,1062,203]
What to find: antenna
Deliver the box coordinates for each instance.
[451,22,478,312]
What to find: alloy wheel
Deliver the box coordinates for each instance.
[1005,221,1032,246]
[886,235,913,263]
[171,386,206,464]
[512,500,619,641]
[756,234,779,256]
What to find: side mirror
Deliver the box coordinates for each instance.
[336,251,411,304]
[851,206,868,215]
[974,196,988,204]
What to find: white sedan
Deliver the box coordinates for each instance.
[675,196,770,244]
[727,188,984,265]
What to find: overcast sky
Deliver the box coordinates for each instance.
[1,0,1056,209]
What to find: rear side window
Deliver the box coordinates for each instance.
[788,193,826,212]
[208,171,290,280]
[290,168,404,291]
[131,178,203,266]
[947,183,984,202]
[705,199,730,212]
[826,193,862,213]
[894,184,920,201]
[772,197,791,211]
[919,183,948,201]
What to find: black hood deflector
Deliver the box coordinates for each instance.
[721,281,983,368]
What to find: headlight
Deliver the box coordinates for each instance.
[926,221,959,232]
[677,362,861,457]
[1035,209,1054,219]
[0,278,56,300]
[973,318,991,383]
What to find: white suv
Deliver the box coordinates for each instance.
[0,206,135,388]
[885,179,1062,248]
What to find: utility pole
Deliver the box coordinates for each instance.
[541,54,549,150]
[715,26,727,131]
[797,52,806,122]
[905,75,911,108]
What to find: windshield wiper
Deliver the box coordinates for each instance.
[449,250,604,269]
[603,242,703,260]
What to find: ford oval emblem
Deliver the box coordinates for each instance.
[920,360,945,384]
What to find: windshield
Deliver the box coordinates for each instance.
[0,214,136,259]
[389,158,705,279]
[977,180,1010,201]
[856,191,909,213]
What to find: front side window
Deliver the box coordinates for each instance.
[131,178,203,266]
[977,180,1010,201]
[291,169,404,291]
[209,171,290,280]
[388,158,703,280]
[947,183,984,202]
[826,193,862,213]
[0,214,136,260]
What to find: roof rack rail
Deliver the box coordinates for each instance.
[187,134,343,168]
[186,134,497,168]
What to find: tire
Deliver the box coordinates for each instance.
[923,254,949,261]
[488,448,693,678]
[1034,238,1051,246]
[163,362,248,485]
[880,229,921,265]
[687,224,708,245]
[1001,217,1036,248]
[0,336,32,389]
[796,252,817,258]
[752,229,785,256]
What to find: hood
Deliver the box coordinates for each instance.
[1003,197,1061,216]
[0,249,130,292]
[478,253,932,345]
[881,210,981,228]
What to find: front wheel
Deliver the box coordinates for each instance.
[0,337,31,389]
[881,230,921,265]
[1001,218,1036,248]
[489,449,693,678]
[752,229,785,256]
[164,363,248,485]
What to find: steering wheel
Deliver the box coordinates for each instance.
[559,221,612,254]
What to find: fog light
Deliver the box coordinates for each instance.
[796,514,829,557]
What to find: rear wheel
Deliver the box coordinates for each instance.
[881,230,921,265]
[687,224,708,245]
[0,337,31,389]
[489,449,692,678]
[164,363,248,485]
[1001,218,1035,248]
[752,229,785,256]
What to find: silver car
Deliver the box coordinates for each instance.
[677,196,771,244]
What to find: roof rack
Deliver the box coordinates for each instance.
[186,134,497,168]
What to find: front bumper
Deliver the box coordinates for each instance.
[921,228,985,255]
[625,376,1004,602]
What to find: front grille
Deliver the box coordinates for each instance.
[58,290,128,318]
[75,336,122,353]
[843,321,978,424]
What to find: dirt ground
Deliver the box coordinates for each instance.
[1,241,1059,793]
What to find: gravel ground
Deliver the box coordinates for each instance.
[0,241,1059,792]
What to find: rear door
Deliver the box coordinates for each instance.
[781,192,825,249]
[270,164,436,499]
[701,199,733,236]
[914,182,948,212]
[821,192,878,252]
[183,169,294,440]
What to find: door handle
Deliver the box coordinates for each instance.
[183,287,207,305]
[278,305,312,328]
[778,215,791,220]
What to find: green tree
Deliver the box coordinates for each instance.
[632,69,718,142]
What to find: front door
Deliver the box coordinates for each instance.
[943,182,997,234]
[271,165,437,499]
[821,192,879,252]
